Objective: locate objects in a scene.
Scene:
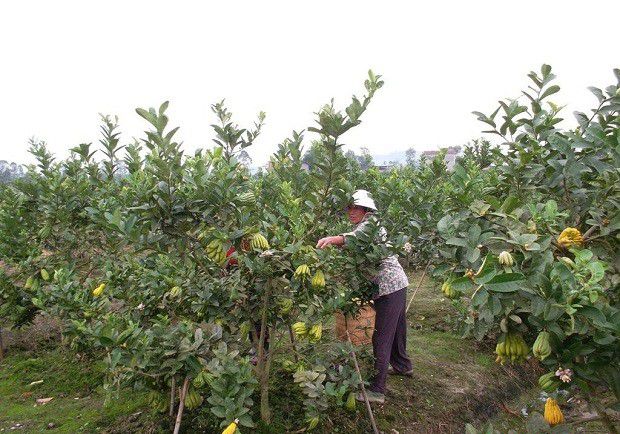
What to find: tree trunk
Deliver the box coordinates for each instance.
[256,281,272,424]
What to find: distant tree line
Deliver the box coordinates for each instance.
[0,160,25,183]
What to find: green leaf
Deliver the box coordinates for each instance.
[445,237,468,247]
[472,288,489,307]
[587,262,605,284]
[466,247,481,263]
[540,85,560,100]
[484,273,525,293]
[577,305,607,325]
[500,196,520,213]
[452,276,475,292]
[473,267,497,285]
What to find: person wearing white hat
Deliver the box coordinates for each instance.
[316,189,412,404]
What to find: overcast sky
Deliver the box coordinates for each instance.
[1,1,618,166]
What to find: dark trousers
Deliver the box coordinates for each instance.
[370,287,412,394]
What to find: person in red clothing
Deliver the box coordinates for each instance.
[225,246,238,267]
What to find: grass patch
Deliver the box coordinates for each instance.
[0,348,157,433]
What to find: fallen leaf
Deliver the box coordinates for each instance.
[28,380,44,388]
[36,397,54,405]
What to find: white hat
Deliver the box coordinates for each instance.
[351,189,377,211]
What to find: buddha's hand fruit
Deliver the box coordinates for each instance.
[495,331,528,364]
[544,397,564,426]
[278,298,293,314]
[192,370,213,389]
[538,372,560,393]
[308,323,322,342]
[307,416,319,430]
[282,359,296,371]
[206,239,227,265]
[292,321,307,338]
[92,283,106,297]
[345,392,356,411]
[498,251,514,267]
[559,256,576,268]
[147,390,169,413]
[184,388,203,410]
[532,331,552,361]
[294,264,311,280]
[236,191,256,205]
[250,232,270,250]
[222,419,239,434]
[311,270,325,288]
[557,227,583,248]
[441,281,460,299]
[169,286,182,298]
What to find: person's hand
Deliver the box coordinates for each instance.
[316,235,344,249]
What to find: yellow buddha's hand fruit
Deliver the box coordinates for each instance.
[294,264,311,280]
[544,397,564,426]
[311,270,325,288]
[92,283,106,297]
[308,323,323,343]
[292,322,307,338]
[495,331,528,364]
[250,232,270,250]
[221,419,239,434]
[206,239,227,265]
[557,227,583,248]
[441,281,459,299]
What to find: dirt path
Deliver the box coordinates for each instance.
[365,271,538,433]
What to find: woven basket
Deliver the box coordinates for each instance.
[334,305,375,346]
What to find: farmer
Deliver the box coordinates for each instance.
[316,189,412,404]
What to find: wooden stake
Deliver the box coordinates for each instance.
[0,327,4,360]
[169,376,176,418]
[346,330,379,434]
[173,376,190,434]
[406,261,430,314]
